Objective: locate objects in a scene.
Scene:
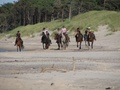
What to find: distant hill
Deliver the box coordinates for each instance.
[0,10,120,38]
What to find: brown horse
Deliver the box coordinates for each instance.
[54,33,62,50]
[75,32,83,49]
[87,32,96,49]
[16,37,24,52]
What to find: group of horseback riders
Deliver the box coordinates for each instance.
[75,27,96,43]
[74,27,96,49]
[14,26,96,50]
[55,26,70,43]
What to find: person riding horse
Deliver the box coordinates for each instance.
[84,27,90,41]
[75,28,83,48]
[41,28,51,49]
[54,28,62,49]
[14,31,23,46]
[61,26,70,43]
[42,28,51,43]
[75,28,83,42]
[85,27,96,41]
[84,27,96,48]
[55,28,62,42]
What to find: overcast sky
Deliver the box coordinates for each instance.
[0,0,18,5]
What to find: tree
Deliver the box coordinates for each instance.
[0,0,119,33]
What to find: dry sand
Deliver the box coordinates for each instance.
[0,25,120,90]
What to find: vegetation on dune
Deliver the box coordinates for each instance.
[0,10,119,38]
[0,0,120,33]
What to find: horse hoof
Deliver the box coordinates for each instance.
[57,48,60,50]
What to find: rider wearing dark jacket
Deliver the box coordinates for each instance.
[41,28,52,44]
[14,31,23,46]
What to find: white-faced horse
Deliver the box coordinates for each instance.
[61,33,69,50]
[41,32,51,49]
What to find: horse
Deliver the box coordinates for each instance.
[16,37,24,52]
[41,33,51,49]
[87,32,96,49]
[75,32,83,49]
[54,33,62,50]
[61,33,69,50]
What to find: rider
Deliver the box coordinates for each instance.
[56,28,61,35]
[41,28,49,36]
[55,28,62,42]
[85,27,90,41]
[41,28,52,44]
[61,26,67,34]
[61,26,70,42]
[14,31,23,46]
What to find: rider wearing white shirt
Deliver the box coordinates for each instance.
[61,26,67,34]
[61,26,70,42]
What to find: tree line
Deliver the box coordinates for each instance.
[0,0,120,33]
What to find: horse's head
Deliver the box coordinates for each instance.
[89,32,95,41]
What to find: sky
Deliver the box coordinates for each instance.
[0,0,18,5]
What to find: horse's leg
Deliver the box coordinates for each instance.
[45,43,49,49]
[61,42,63,48]
[45,43,47,49]
[87,41,90,49]
[91,41,93,49]
[17,46,18,52]
[43,43,45,49]
[64,42,66,50]
[85,40,87,46]
[62,42,65,50]
[77,42,78,47]
[79,42,81,49]
[57,43,60,50]
[88,41,90,46]
[47,43,49,49]
[62,42,64,49]
[19,46,21,52]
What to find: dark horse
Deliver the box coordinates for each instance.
[75,32,83,49]
[41,32,51,49]
[16,37,24,52]
[87,32,96,49]
[54,33,62,50]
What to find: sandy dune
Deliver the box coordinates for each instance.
[0,25,120,90]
